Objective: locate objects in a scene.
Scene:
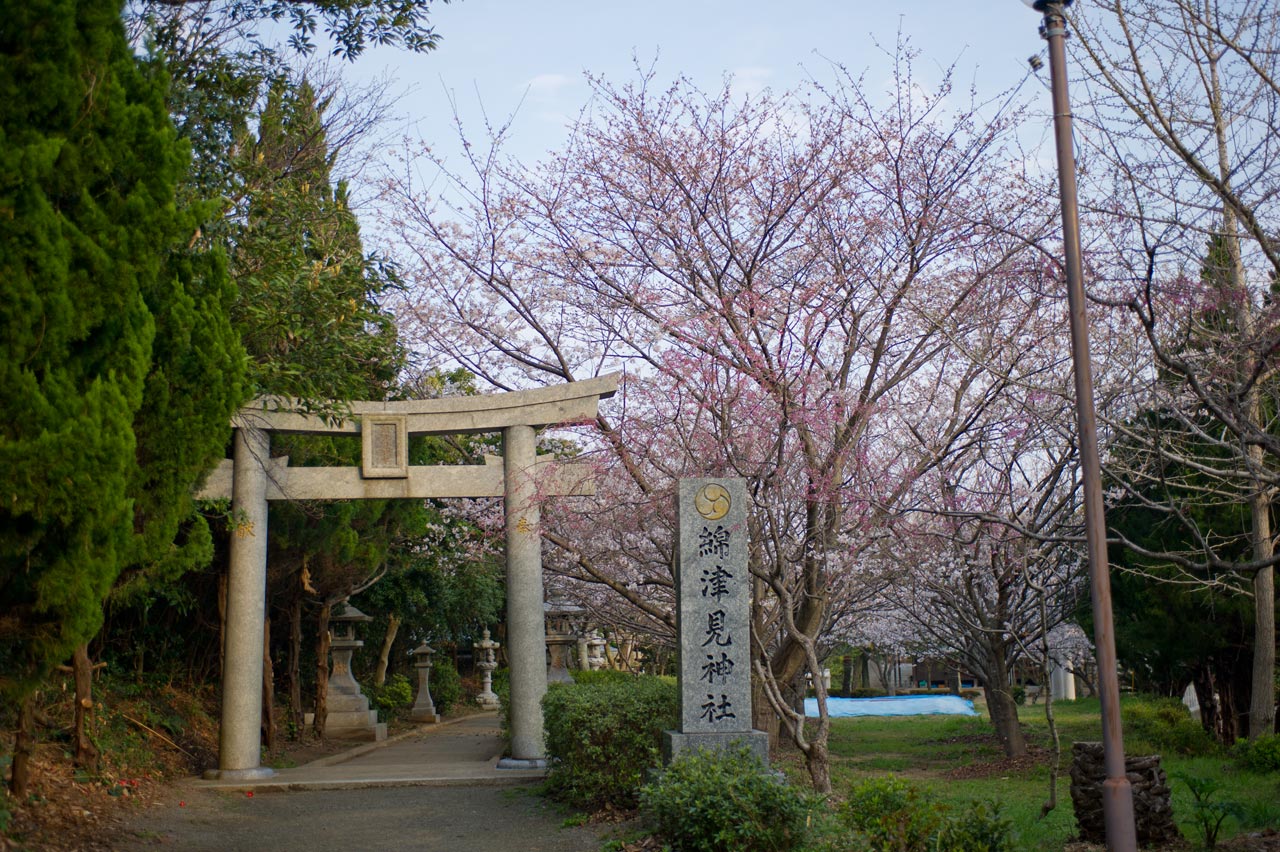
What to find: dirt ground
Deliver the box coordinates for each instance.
[0,692,431,852]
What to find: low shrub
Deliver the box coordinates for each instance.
[543,675,677,810]
[641,746,813,852]
[840,776,1014,852]
[850,687,887,698]
[570,668,636,686]
[367,673,414,719]
[841,776,944,851]
[430,657,462,716]
[1124,696,1218,756]
[935,799,1016,852]
[1233,733,1280,773]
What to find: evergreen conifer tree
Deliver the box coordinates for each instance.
[0,0,244,705]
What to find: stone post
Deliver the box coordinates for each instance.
[663,478,769,763]
[411,643,441,723]
[208,427,274,780]
[499,424,548,768]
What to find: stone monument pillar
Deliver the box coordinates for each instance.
[411,643,441,723]
[499,424,548,768]
[474,630,501,710]
[663,478,769,763]
[207,426,274,780]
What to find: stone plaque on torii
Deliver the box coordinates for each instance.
[198,376,617,780]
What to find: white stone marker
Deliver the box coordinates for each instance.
[663,478,769,763]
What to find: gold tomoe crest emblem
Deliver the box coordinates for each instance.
[694,484,731,520]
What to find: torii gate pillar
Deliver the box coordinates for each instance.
[216,426,274,780]
[501,424,547,767]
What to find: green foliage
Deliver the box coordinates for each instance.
[640,746,813,852]
[1124,697,1219,757]
[232,78,403,407]
[367,673,414,719]
[850,688,888,698]
[840,776,1014,852]
[1175,773,1245,850]
[542,676,677,810]
[134,0,450,62]
[569,668,637,686]
[0,0,240,702]
[841,776,945,851]
[1011,686,1026,706]
[430,656,462,716]
[1232,733,1280,773]
[934,800,1017,852]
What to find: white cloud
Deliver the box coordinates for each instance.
[521,73,574,97]
[729,66,774,100]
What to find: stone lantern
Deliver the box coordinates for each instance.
[320,602,385,740]
[544,596,585,684]
[474,630,501,710]
[410,642,441,723]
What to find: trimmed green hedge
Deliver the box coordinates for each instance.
[542,675,677,810]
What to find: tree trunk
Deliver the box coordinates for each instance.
[841,654,853,695]
[1249,561,1276,737]
[217,568,228,677]
[1195,665,1223,743]
[805,736,832,794]
[72,644,99,769]
[313,601,332,738]
[261,614,276,751]
[11,695,35,796]
[288,593,303,737]
[982,646,1027,758]
[374,613,401,687]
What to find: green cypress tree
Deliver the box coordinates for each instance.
[0,0,244,702]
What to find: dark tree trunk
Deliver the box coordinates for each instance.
[374,613,401,687]
[1194,665,1223,742]
[982,644,1027,758]
[313,601,332,738]
[73,644,99,769]
[217,568,228,676]
[11,695,35,796]
[261,615,276,750]
[288,593,303,737]
[841,654,853,695]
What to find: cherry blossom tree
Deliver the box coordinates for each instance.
[383,51,1055,790]
[1071,0,1280,737]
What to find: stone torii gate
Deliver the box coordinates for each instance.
[198,376,618,780]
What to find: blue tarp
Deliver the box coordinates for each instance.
[805,695,978,718]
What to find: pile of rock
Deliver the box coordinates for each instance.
[1069,742,1180,846]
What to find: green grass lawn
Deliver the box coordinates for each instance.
[782,695,1280,850]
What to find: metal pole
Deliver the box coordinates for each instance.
[1036,4,1137,850]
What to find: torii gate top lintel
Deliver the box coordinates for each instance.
[233,373,619,436]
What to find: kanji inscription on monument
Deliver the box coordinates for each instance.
[664,478,769,763]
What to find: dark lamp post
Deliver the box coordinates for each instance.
[1022,2,1138,850]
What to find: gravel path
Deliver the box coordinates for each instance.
[117,782,615,851]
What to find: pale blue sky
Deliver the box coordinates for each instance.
[344,1,1050,170]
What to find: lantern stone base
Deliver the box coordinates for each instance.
[303,709,387,741]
